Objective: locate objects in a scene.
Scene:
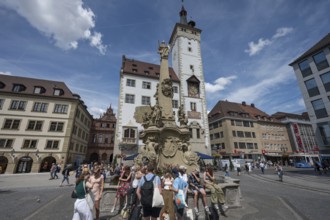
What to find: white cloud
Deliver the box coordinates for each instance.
[273,27,294,39]
[0,71,12,75]
[0,0,107,54]
[225,64,293,103]
[245,27,293,56]
[205,75,237,93]
[89,107,106,118]
[245,38,271,56]
[298,98,306,108]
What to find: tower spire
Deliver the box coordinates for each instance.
[179,0,187,24]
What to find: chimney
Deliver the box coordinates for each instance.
[251,103,255,108]
[242,101,246,106]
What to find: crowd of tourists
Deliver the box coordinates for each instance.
[71,162,228,220]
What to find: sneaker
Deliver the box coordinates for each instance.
[205,206,210,214]
[111,206,115,213]
[214,205,221,216]
[194,207,199,216]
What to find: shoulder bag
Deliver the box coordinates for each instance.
[152,177,164,207]
[83,181,94,210]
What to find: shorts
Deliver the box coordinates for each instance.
[190,187,204,193]
[142,206,161,218]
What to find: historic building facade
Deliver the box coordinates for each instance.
[0,75,92,174]
[114,56,181,157]
[289,33,330,155]
[114,6,211,157]
[208,101,292,163]
[272,112,318,163]
[87,106,116,164]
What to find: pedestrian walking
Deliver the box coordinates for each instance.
[72,172,94,220]
[236,163,241,176]
[260,161,265,174]
[54,163,61,179]
[276,165,283,182]
[245,162,249,174]
[88,165,104,220]
[49,163,56,180]
[60,165,70,186]
[224,164,229,176]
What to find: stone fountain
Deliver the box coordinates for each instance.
[134,41,199,173]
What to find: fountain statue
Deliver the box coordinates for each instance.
[134,41,199,173]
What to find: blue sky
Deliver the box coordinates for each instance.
[0,0,329,118]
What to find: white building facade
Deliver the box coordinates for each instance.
[114,57,181,157]
[114,6,211,158]
[169,7,211,154]
[289,33,330,156]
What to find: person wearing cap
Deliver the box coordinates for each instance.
[203,166,228,217]
[188,169,210,216]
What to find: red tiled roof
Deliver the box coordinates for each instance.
[289,33,330,66]
[121,56,180,82]
[271,111,309,120]
[208,100,274,121]
[0,74,76,99]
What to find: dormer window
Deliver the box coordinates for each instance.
[132,69,138,72]
[155,73,160,77]
[132,64,137,67]
[0,82,5,89]
[12,84,26,92]
[144,71,149,75]
[148,67,154,70]
[34,86,46,94]
[54,88,64,96]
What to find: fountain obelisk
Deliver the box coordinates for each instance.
[134,41,199,172]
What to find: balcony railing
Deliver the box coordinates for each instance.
[121,137,137,145]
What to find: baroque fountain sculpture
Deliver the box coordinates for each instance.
[134,41,199,172]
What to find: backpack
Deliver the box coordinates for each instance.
[140,175,156,207]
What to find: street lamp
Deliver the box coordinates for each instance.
[35,149,40,159]
[10,149,16,159]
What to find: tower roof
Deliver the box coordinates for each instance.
[179,6,187,24]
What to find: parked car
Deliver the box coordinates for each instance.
[295,162,313,168]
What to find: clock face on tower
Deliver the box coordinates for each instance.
[188,83,199,97]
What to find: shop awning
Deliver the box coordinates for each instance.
[123,153,139,161]
[196,152,214,159]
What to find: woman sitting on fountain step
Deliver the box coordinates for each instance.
[203,166,228,217]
